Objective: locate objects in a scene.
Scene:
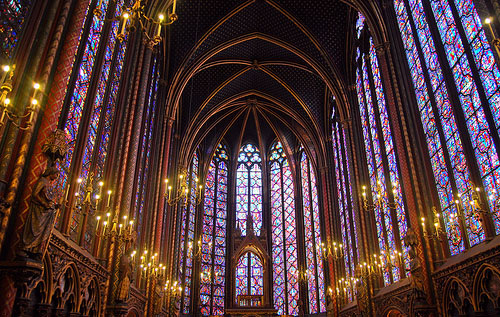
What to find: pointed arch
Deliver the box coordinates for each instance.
[236,143,263,236]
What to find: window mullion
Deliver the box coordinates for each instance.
[358,55,393,282]
[365,51,405,281]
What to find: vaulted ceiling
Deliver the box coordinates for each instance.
[157,0,361,164]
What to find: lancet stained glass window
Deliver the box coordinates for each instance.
[70,0,127,246]
[300,150,326,313]
[200,144,228,316]
[236,144,262,235]
[393,0,500,253]
[179,153,199,314]
[355,14,409,285]
[52,0,129,252]
[235,252,264,299]
[270,141,299,315]
[0,0,32,60]
[332,108,359,302]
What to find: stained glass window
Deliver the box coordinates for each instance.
[354,16,409,285]
[51,0,130,252]
[69,0,127,246]
[179,152,199,314]
[269,141,299,315]
[300,150,326,313]
[235,252,264,299]
[0,0,32,60]
[236,144,262,235]
[200,144,228,316]
[393,0,500,253]
[332,107,359,302]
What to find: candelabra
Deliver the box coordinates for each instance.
[334,275,359,305]
[298,268,311,282]
[317,240,344,261]
[0,65,41,130]
[97,0,179,49]
[420,207,445,240]
[163,170,203,206]
[187,239,203,258]
[361,180,400,212]
[163,279,182,309]
[137,250,166,281]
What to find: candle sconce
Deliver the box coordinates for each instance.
[137,250,166,281]
[0,65,41,130]
[97,0,179,49]
[420,207,445,240]
[317,240,344,261]
[187,239,203,258]
[334,275,359,303]
[73,172,105,212]
[163,280,182,313]
[361,181,401,212]
[163,170,203,207]
[298,268,311,282]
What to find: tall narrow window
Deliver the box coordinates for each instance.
[236,144,262,235]
[355,13,409,285]
[300,150,326,313]
[235,252,264,300]
[179,152,199,314]
[52,0,128,252]
[0,0,32,60]
[269,141,299,315]
[393,0,500,253]
[332,107,359,302]
[200,144,228,316]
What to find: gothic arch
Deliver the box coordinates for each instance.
[473,264,500,313]
[442,277,475,316]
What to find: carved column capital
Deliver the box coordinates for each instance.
[374,41,391,55]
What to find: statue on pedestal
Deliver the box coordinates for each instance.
[116,252,132,302]
[17,167,60,261]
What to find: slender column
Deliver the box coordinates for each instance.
[154,118,174,255]
[0,0,63,252]
[375,40,434,303]
[0,0,73,315]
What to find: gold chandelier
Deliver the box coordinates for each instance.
[97,0,178,48]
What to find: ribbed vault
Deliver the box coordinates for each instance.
[150,0,389,167]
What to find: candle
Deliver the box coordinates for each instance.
[77,178,83,193]
[28,99,37,124]
[157,14,164,37]
[98,181,104,196]
[484,18,496,40]
[421,217,426,233]
[64,183,70,202]
[172,0,177,15]
[31,82,40,100]
[120,12,129,35]
[96,216,101,230]
[0,65,10,84]
[168,186,172,200]
[107,190,112,207]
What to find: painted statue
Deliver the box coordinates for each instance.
[17,167,60,261]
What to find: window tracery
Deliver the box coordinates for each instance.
[200,144,228,316]
[355,13,409,285]
[393,0,500,253]
[270,141,299,315]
